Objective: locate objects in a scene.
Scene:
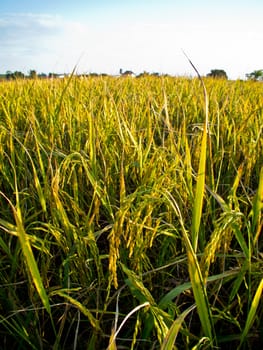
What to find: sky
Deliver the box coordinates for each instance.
[0,0,262,79]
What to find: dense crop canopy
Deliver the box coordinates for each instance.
[0,76,262,349]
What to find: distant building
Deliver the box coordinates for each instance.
[121,70,136,77]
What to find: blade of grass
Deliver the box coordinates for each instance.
[121,263,172,343]
[182,50,209,253]
[0,151,51,316]
[107,301,150,350]
[0,315,39,350]
[54,290,101,332]
[238,277,263,349]
[159,269,240,309]
[161,304,196,350]
[0,191,51,316]
[164,191,215,345]
[252,166,263,245]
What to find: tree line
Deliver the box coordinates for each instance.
[1,70,64,80]
[1,68,263,81]
[206,69,263,81]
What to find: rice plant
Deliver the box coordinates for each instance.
[0,75,262,349]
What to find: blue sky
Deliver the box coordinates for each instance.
[0,0,262,79]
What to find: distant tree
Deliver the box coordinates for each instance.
[245,69,263,81]
[6,71,13,80]
[137,71,149,78]
[136,71,159,78]
[207,69,228,79]
[6,71,25,80]
[29,70,37,79]
[14,71,25,79]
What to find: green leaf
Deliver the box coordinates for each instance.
[161,304,196,350]
[252,166,263,244]
[238,278,263,348]
[0,191,51,315]
[164,191,215,344]
[159,269,239,309]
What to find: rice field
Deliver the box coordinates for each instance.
[0,75,262,349]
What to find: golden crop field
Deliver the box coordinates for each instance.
[0,75,262,349]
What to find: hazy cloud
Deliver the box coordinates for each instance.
[0,13,91,72]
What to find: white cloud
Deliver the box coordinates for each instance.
[0,13,92,73]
